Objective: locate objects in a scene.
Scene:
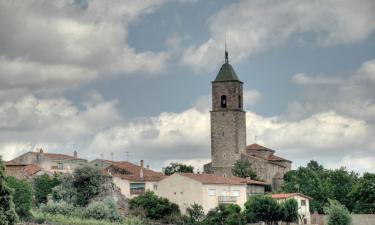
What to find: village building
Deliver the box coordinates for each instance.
[271,193,312,224]
[8,148,87,173]
[157,173,267,214]
[4,162,50,180]
[204,51,291,190]
[91,159,165,199]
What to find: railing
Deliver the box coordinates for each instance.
[130,189,145,195]
[218,196,237,203]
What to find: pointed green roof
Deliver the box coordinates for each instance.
[214,62,240,82]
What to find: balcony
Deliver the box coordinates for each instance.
[218,196,237,203]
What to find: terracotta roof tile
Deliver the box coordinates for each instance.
[246,143,275,152]
[271,193,313,200]
[268,155,291,162]
[179,173,267,185]
[24,164,42,176]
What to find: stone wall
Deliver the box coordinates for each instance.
[311,213,375,225]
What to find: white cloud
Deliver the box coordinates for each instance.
[243,89,262,108]
[327,155,375,173]
[181,0,375,71]
[0,0,169,94]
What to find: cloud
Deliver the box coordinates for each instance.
[243,89,262,108]
[0,0,169,95]
[327,155,375,173]
[181,0,375,71]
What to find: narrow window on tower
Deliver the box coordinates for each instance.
[221,95,227,108]
[238,95,242,109]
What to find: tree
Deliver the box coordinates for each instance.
[280,199,298,225]
[72,165,102,206]
[244,195,281,225]
[129,191,180,220]
[6,176,33,219]
[164,162,194,175]
[186,203,205,224]
[324,199,351,225]
[349,172,375,213]
[202,204,245,225]
[51,173,77,204]
[0,157,18,225]
[34,174,60,205]
[231,159,258,180]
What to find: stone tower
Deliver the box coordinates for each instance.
[210,51,247,177]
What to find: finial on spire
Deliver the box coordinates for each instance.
[225,33,228,63]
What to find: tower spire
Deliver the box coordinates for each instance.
[225,33,228,64]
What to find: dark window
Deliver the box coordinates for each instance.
[57,162,63,170]
[221,95,227,108]
[301,200,306,206]
[130,183,145,195]
[304,218,307,224]
[238,95,242,109]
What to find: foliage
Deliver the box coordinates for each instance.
[6,176,33,219]
[129,191,180,220]
[34,173,61,205]
[349,172,375,213]
[280,199,298,225]
[72,165,102,206]
[164,162,194,175]
[232,159,258,180]
[84,198,121,221]
[186,203,205,224]
[282,160,359,213]
[202,204,245,225]
[324,199,352,225]
[32,210,149,225]
[40,201,76,216]
[0,157,18,225]
[244,195,281,225]
[52,173,77,204]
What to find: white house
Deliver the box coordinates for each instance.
[157,173,267,214]
[271,193,313,224]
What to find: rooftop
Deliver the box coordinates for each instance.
[179,173,267,186]
[271,193,313,200]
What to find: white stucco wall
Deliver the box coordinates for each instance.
[112,177,158,199]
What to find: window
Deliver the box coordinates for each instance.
[57,162,63,170]
[301,200,306,206]
[304,218,307,224]
[232,190,240,197]
[208,189,216,196]
[221,95,227,108]
[130,183,145,195]
[153,185,158,191]
[238,95,242,108]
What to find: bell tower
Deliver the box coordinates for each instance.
[210,50,247,177]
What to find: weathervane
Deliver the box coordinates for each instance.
[225,32,229,63]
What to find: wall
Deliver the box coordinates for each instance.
[311,214,375,225]
[112,177,158,199]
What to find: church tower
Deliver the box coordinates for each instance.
[210,51,247,177]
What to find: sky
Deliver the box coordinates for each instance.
[0,0,375,173]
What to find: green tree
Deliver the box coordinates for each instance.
[0,157,18,225]
[244,195,281,225]
[280,199,298,225]
[231,159,258,180]
[72,165,102,206]
[349,172,375,213]
[5,176,33,219]
[202,204,245,225]
[186,203,205,224]
[51,173,77,204]
[164,162,194,175]
[33,174,60,205]
[129,191,180,220]
[324,199,351,225]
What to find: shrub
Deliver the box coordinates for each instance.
[280,199,298,225]
[72,165,102,206]
[244,195,281,225]
[186,203,205,224]
[0,157,18,225]
[5,176,33,219]
[34,174,60,205]
[324,199,352,225]
[84,198,121,221]
[40,200,75,216]
[129,191,180,220]
[202,204,245,225]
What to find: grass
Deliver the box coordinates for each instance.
[31,210,149,225]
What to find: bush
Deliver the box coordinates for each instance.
[6,176,33,219]
[129,191,180,220]
[0,157,18,225]
[84,198,121,221]
[244,195,281,225]
[40,200,75,216]
[34,174,61,205]
[280,199,298,225]
[73,165,102,206]
[202,204,245,225]
[324,199,352,225]
[186,203,205,224]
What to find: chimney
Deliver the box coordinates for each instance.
[140,167,144,178]
[140,160,144,168]
[39,148,44,154]
[73,150,77,158]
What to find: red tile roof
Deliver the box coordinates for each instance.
[247,143,275,152]
[268,155,291,162]
[24,164,42,176]
[179,173,267,186]
[5,163,42,179]
[271,193,313,200]
[104,161,165,182]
